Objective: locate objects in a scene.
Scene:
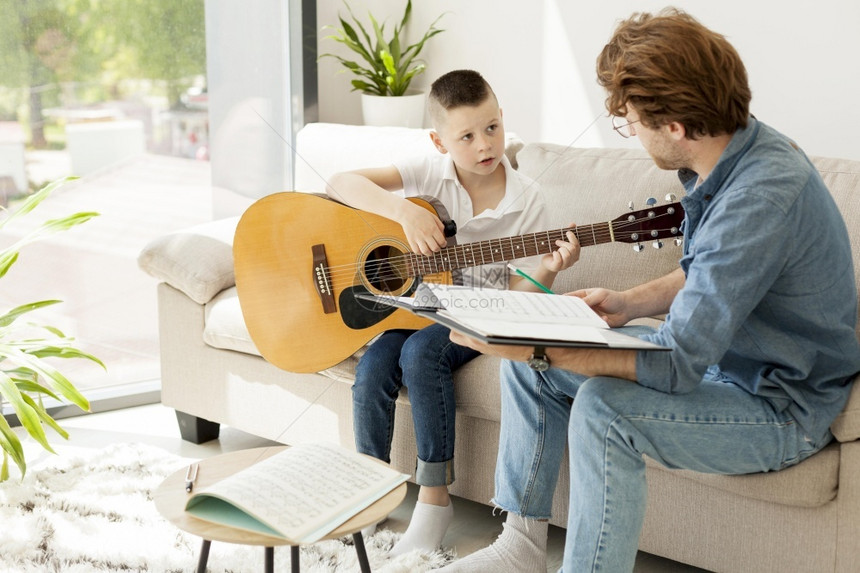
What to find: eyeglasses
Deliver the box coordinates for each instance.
[611,116,641,138]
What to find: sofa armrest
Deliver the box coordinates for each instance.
[138,216,239,305]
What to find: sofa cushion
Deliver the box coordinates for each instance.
[202,286,374,383]
[138,217,238,305]
[645,441,840,508]
[451,355,505,422]
[811,155,860,339]
[809,156,860,442]
[203,287,259,356]
[831,377,860,442]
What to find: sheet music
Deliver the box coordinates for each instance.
[185,443,409,543]
[420,283,608,328]
[370,284,667,350]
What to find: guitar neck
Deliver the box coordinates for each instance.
[404,222,612,277]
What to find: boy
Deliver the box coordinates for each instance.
[325,69,579,555]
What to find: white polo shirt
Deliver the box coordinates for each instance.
[393,153,550,289]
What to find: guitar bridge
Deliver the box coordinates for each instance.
[312,244,336,314]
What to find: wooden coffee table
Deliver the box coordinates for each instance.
[154,446,407,573]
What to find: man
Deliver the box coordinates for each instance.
[434,9,860,573]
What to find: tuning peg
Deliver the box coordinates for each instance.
[628,201,635,211]
[646,197,657,207]
[665,193,677,202]
[652,240,664,249]
[674,237,683,246]
[633,243,644,252]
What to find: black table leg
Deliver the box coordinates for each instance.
[291,545,300,573]
[264,546,274,573]
[196,539,211,573]
[353,532,371,573]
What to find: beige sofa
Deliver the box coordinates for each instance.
[139,123,860,572]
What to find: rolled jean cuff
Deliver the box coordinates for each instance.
[415,458,455,487]
[489,497,552,521]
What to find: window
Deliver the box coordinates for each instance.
[0,0,210,414]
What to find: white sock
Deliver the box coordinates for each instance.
[391,500,454,556]
[431,513,547,572]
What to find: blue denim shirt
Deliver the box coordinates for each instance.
[637,118,860,440]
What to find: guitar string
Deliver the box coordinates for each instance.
[319,215,680,282]
[319,210,678,274]
[318,213,681,285]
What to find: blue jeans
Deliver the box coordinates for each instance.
[493,328,832,572]
[352,323,480,487]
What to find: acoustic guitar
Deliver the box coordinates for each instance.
[233,192,684,373]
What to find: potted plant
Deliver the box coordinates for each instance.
[0,177,103,481]
[320,0,446,128]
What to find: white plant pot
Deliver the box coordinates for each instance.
[361,90,426,128]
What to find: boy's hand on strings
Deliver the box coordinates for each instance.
[540,226,580,272]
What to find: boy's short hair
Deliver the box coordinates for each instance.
[596,8,751,139]
[428,70,498,127]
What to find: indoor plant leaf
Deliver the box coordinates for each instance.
[0,415,26,477]
[0,177,101,481]
[1,344,91,411]
[0,373,54,454]
[0,300,62,327]
[0,251,17,280]
[319,0,446,97]
[0,212,99,280]
[20,393,69,440]
[11,377,62,403]
[0,176,79,229]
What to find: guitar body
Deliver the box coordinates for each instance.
[234,192,448,373]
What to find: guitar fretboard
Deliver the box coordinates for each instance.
[404,223,610,277]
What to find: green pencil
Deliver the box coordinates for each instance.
[507,263,554,294]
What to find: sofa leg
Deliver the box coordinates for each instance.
[175,410,221,444]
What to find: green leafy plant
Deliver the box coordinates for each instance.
[0,176,103,481]
[320,0,445,96]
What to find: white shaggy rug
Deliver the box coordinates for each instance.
[0,442,455,572]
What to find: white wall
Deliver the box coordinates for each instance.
[316,0,860,160]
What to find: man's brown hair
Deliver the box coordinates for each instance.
[596,8,751,139]
[428,69,497,126]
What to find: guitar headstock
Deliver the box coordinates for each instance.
[611,195,685,251]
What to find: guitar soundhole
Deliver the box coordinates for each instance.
[364,245,409,293]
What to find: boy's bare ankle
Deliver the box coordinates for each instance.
[418,485,451,507]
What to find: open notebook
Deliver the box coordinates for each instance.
[357,283,668,351]
[184,443,409,544]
